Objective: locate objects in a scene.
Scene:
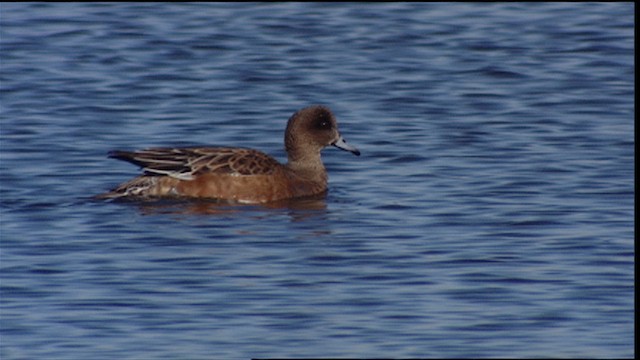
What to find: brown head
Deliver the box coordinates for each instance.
[284,105,360,166]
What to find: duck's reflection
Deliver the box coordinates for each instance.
[110,193,328,219]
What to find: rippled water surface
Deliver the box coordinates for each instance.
[0,3,634,359]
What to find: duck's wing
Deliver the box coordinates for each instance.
[108,147,281,180]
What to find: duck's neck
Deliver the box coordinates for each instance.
[287,152,327,183]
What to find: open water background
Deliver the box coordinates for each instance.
[0,2,634,359]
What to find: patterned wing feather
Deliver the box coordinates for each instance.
[109,147,281,180]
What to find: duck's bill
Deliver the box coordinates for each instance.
[333,136,360,156]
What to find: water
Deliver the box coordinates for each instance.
[0,3,634,359]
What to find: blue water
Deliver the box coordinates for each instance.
[0,3,634,359]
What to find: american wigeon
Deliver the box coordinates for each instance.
[97,105,360,203]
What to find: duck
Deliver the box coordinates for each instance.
[96,105,360,203]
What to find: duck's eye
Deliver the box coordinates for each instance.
[315,117,332,130]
